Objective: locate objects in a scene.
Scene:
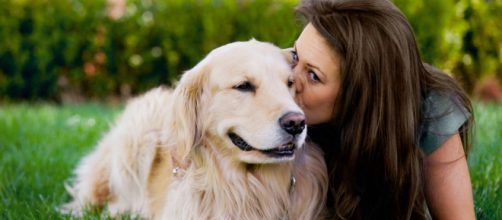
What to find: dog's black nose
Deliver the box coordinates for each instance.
[279,112,306,135]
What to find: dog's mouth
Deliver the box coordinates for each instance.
[228,133,296,158]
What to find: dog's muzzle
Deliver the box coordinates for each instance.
[228,133,297,158]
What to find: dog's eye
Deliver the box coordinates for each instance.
[233,81,255,92]
[287,79,294,88]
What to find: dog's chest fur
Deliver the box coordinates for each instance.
[148,145,294,220]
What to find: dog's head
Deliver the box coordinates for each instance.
[171,40,306,164]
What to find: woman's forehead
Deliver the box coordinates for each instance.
[296,24,340,79]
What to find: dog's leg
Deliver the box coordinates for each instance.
[106,129,160,217]
[104,88,171,217]
[61,140,113,216]
[62,87,172,217]
[62,128,157,217]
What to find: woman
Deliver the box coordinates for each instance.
[289,0,475,219]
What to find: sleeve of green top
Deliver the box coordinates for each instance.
[419,92,471,155]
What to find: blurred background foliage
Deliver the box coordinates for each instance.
[0,0,501,102]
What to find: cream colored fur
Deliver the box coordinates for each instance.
[62,40,328,219]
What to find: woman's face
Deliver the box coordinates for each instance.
[292,23,342,125]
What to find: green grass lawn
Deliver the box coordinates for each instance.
[0,102,501,219]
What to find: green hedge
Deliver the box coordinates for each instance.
[0,0,500,101]
[0,0,301,101]
[394,0,502,93]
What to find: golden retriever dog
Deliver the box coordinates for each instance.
[62,40,327,219]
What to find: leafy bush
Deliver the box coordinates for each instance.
[0,0,300,101]
[0,0,500,101]
[393,0,502,93]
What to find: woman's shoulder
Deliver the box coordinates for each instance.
[419,90,471,155]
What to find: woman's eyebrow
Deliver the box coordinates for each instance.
[308,63,322,72]
[294,42,327,80]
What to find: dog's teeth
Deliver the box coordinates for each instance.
[280,144,294,151]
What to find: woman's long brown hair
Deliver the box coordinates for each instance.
[296,0,473,219]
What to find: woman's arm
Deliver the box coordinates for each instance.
[424,133,475,220]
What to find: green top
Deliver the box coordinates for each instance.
[419,91,470,155]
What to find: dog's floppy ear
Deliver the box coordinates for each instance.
[170,59,209,161]
[282,47,295,66]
